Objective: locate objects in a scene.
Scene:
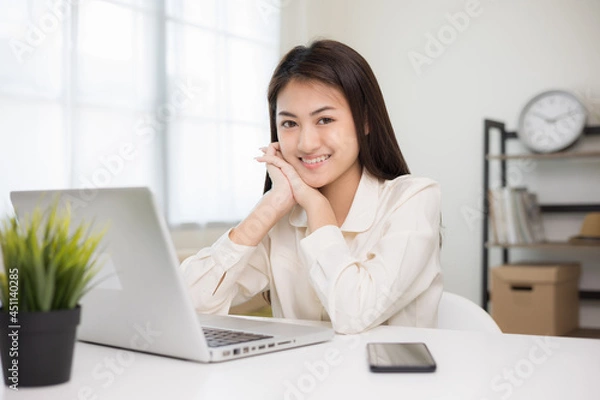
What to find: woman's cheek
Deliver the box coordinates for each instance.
[278,145,294,163]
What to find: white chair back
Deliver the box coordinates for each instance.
[437,291,502,333]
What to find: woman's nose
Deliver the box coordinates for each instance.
[298,126,320,153]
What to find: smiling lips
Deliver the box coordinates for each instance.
[300,155,331,168]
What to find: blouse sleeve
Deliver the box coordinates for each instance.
[179,229,271,315]
[300,183,441,334]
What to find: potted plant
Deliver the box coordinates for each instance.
[0,201,105,388]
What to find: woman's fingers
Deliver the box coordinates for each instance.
[257,154,307,192]
[266,142,279,156]
[256,154,297,185]
[256,154,292,172]
[258,142,311,193]
[258,143,281,158]
[257,151,290,186]
[256,149,323,210]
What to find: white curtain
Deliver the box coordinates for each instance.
[0,0,281,225]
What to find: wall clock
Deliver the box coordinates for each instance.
[517,90,587,153]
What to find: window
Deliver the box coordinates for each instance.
[0,0,281,225]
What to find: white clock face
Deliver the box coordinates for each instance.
[518,90,587,153]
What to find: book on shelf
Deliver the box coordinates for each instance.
[488,187,546,244]
[522,191,546,242]
[513,187,534,243]
[487,188,504,243]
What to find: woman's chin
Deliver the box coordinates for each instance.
[295,167,336,189]
[301,179,326,190]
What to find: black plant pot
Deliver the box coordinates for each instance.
[0,306,81,387]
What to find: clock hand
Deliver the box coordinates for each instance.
[530,111,552,122]
[551,110,580,122]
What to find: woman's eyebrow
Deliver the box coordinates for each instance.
[277,106,336,118]
[277,110,297,118]
[310,106,336,116]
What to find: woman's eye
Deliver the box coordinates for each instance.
[318,117,334,125]
[281,120,297,128]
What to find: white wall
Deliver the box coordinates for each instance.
[278,0,600,324]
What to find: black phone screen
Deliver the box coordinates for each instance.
[367,342,436,372]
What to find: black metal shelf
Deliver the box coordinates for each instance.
[488,290,600,301]
[540,204,600,213]
[503,125,600,139]
[581,291,600,300]
[486,241,600,249]
[482,119,600,310]
[487,151,600,160]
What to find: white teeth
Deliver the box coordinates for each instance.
[302,155,330,164]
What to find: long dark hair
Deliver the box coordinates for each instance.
[263,39,410,194]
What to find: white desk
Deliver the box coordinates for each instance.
[3,321,600,400]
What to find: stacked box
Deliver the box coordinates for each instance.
[491,263,580,335]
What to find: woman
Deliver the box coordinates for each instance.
[181,40,442,334]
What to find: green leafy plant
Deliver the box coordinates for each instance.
[0,201,106,312]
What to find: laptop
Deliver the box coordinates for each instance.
[10,187,334,362]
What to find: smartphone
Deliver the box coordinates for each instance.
[367,342,436,372]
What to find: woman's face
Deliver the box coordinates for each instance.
[275,79,361,191]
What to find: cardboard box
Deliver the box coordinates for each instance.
[491,263,580,336]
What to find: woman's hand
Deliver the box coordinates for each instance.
[258,143,296,217]
[229,143,296,246]
[256,143,337,231]
[257,143,323,210]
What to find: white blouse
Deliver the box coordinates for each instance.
[180,170,443,334]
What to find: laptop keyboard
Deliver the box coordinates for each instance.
[202,327,273,348]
